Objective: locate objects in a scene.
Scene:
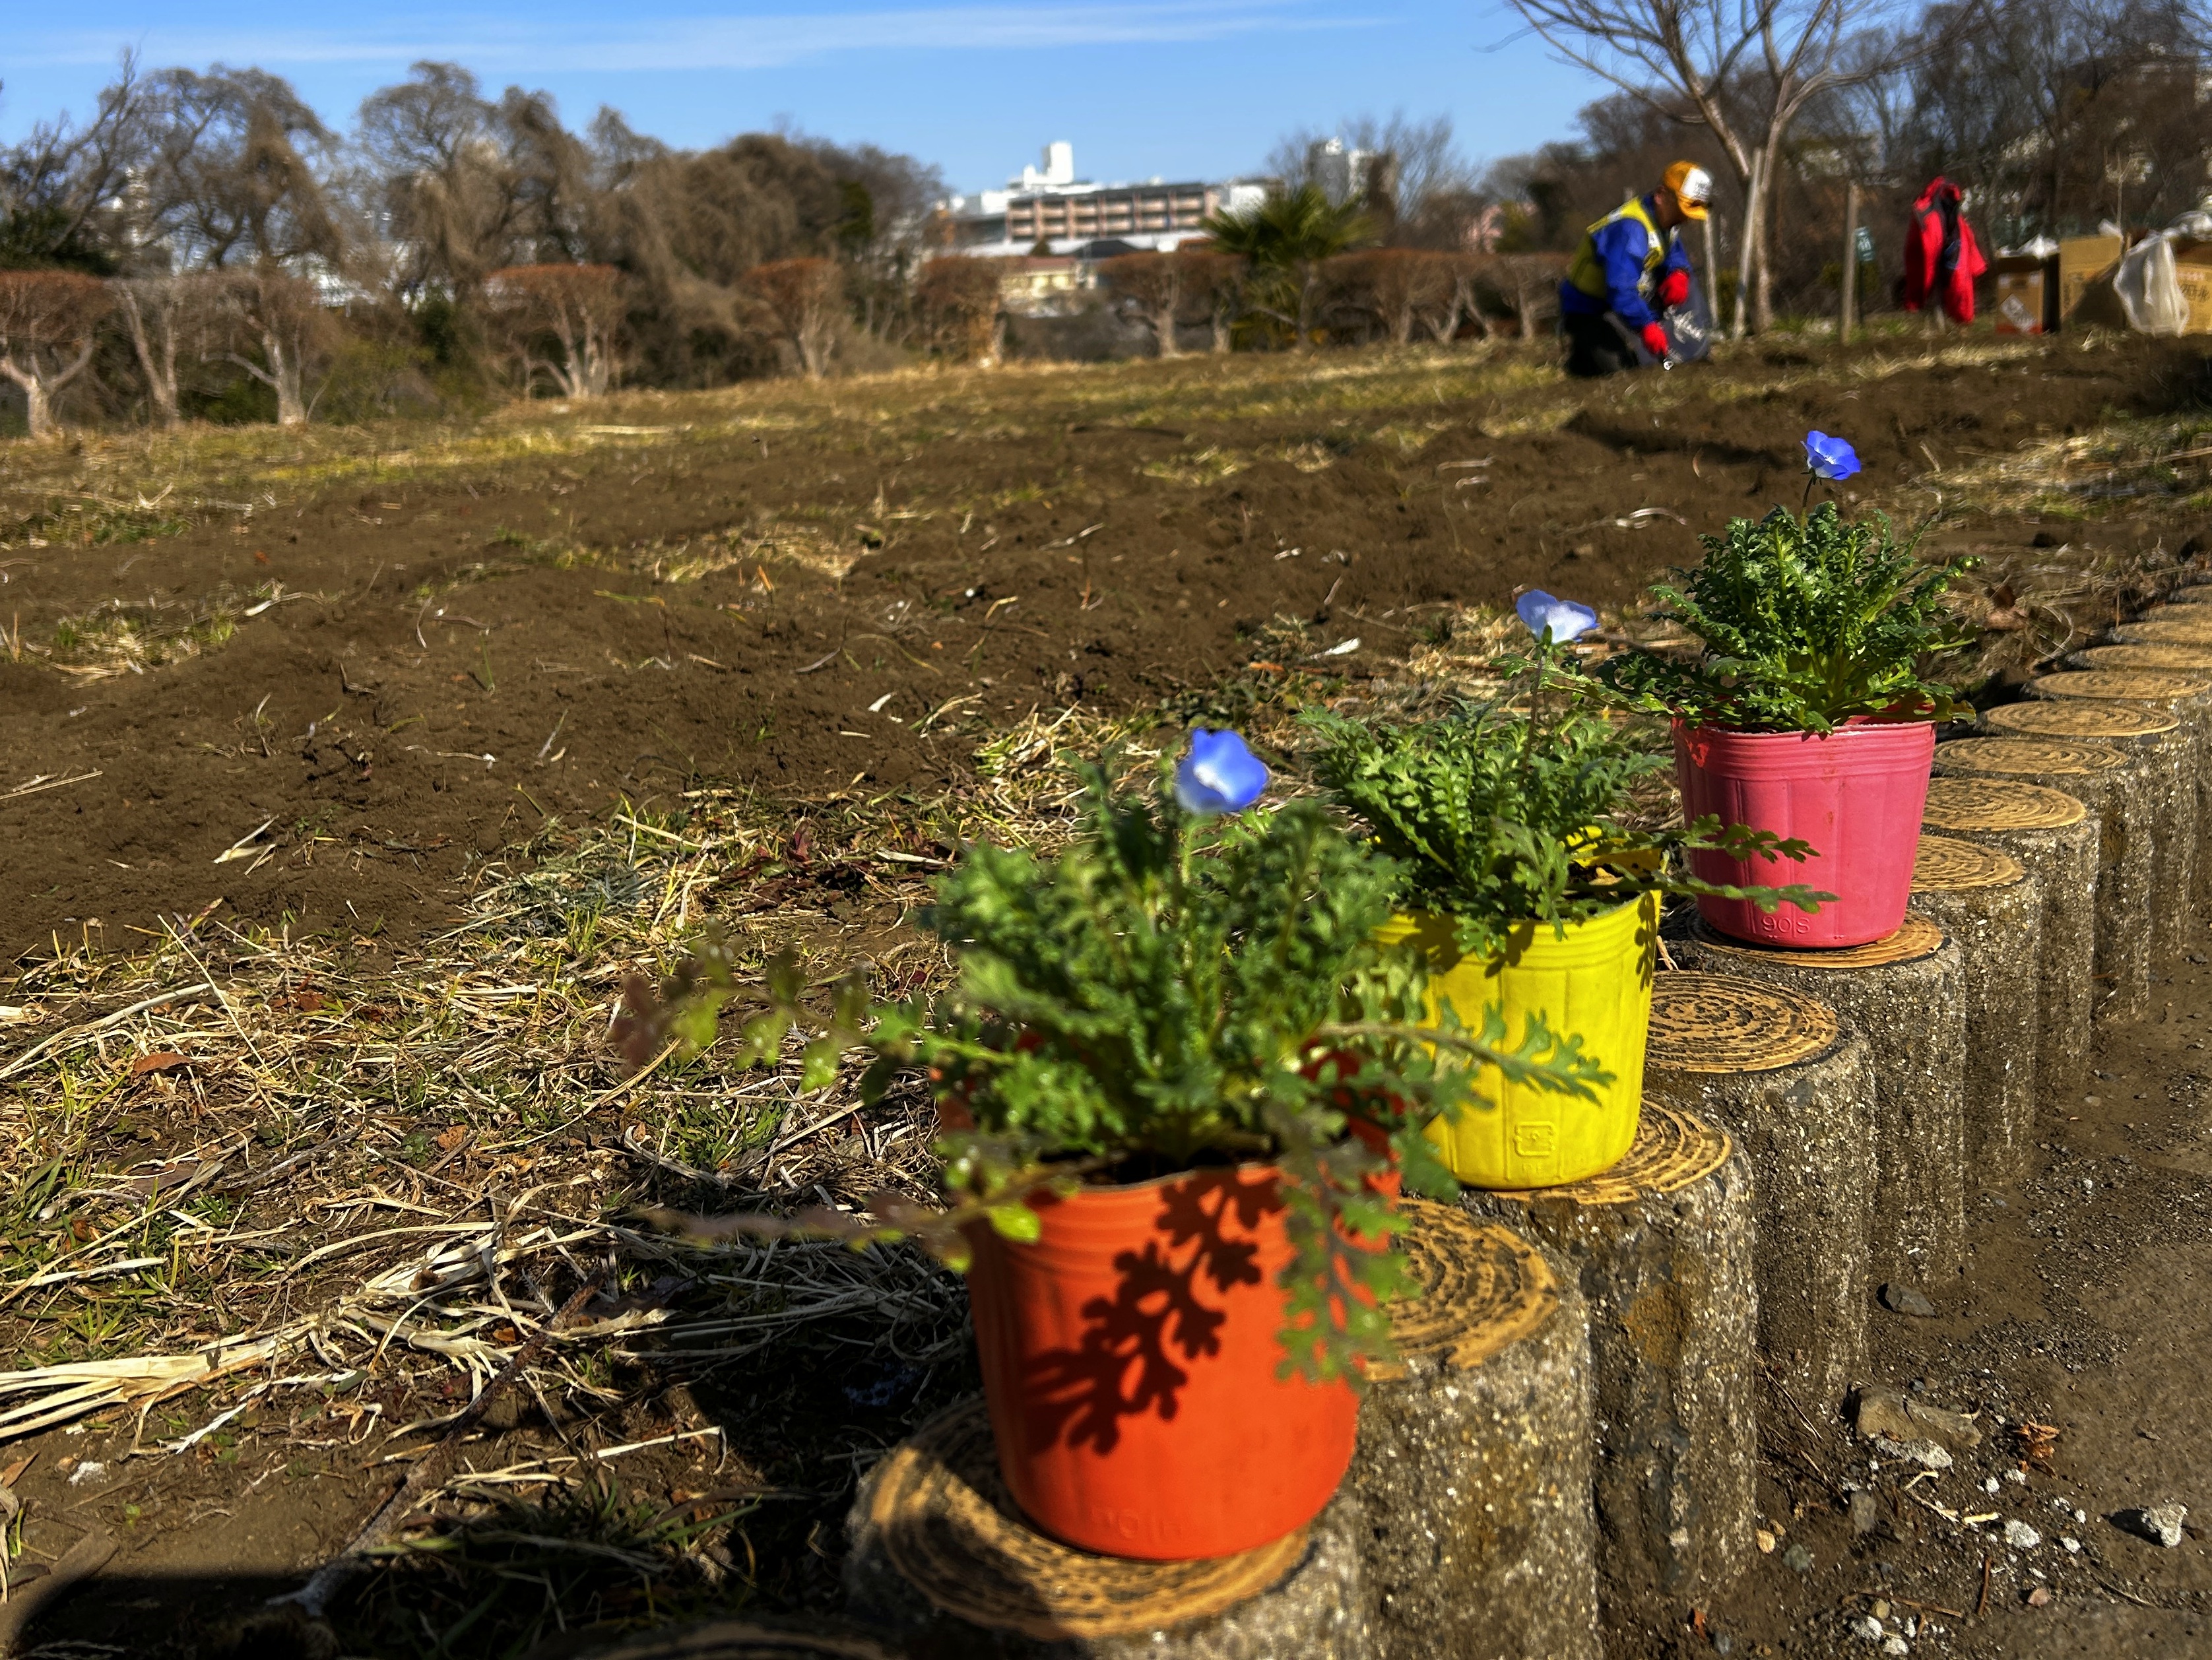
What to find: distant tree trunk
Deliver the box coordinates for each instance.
[1097,254,1185,358]
[1431,263,1469,341]
[1703,213,1721,327]
[117,280,184,428]
[0,366,57,440]
[211,268,330,427]
[1150,296,1181,358]
[0,272,113,440]
[1294,260,1322,350]
[251,327,309,426]
[1731,148,1764,340]
[1753,149,1779,333]
[225,327,308,426]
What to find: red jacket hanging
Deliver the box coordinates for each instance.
[1901,177,1986,324]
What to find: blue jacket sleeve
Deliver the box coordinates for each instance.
[1593,215,1658,328]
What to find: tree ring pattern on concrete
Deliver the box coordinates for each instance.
[864,1399,1309,1640]
[1375,1199,1561,1376]
[1922,777,2087,831]
[1645,972,1840,1074]
[2073,644,2212,673]
[1984,701,2179,740]
[1912,833,2026,891]
[2029,670,2212,701]
[1934,738,2128,777]
[1495,1101,1732,1207]
[1690,914,1945,970]
[2116,617,2212,645]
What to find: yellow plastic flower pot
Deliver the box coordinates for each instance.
[1377,893,1656,1190]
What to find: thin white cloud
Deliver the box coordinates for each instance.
[16,3,1365,71]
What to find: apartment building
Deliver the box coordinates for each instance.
[936,143,1266,257]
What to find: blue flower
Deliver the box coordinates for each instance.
[1175,728,1269,815]
[1804,431,1862,481]
[1514,589,1600,644]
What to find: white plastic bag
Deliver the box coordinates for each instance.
[2116,234,2188,335]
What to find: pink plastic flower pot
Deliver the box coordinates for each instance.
[1674,718,1936,947]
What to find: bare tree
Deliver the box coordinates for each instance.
[1332,250,1462,343]
[739,257,845,377]
[1266,112,1478,239]
[208,266,331,425]
[1446,257,1492,338]
[484,264,626,397]
[115,274,204,426]
[354,63,595,302]
[1502,0,1945,331]
[915,257,1004,364]
[597,132,855,380]
[1174,250,1247,352]
[141,67,346,272]
[0,272,114,437]
[0,54,152,271]
[1097,252,1185,357]
[1873,0,2210,242]
[1479,254,1571,338]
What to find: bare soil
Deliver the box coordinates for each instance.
[5,335,2199,964]
[2,334,2211,1660]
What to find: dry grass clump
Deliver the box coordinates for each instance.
[0,753,1142,1644]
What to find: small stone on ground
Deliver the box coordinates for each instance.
[2116,1503,2188,1547]
[1879,1283,1938,1317]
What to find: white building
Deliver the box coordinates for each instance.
[1306,138,1382,207]
[936,143,1268,258]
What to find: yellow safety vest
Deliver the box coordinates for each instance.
[1566,196,1671,306]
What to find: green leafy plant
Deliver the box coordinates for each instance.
[1200,182,1371,349]
[1304,684,1831,963]
[1596,502,1976,732]
[616,749,1609,1386]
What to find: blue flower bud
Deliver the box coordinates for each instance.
[1175,728,1269,815]
[1803,430,1862,481]
[1514,589,1600,643]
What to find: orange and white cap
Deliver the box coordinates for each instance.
[1664,161,1712,220]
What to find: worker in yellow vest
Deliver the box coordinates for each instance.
[1557,162,1711,377]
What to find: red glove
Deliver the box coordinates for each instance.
[1641,322,1671,360]
[1657,269,1691,307]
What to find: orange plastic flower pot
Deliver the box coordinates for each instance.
[963,1163,1362,1560]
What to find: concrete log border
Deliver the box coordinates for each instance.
[1920,777,2097,1113]
[1643,973,1875,1419]
[1930,737,2153,1025]
[1681,917,1967,1289]
[845,1400,1373,1659]
[1980,701,2195,960]
[1353,1201,1599,1660]
[2026,668,2212,920]
[2114,617,2212,645]
[2069,643,2212,675]
[1463,1103,1755,1649]
[1907,834,2042,1179]
[2056,650,2212,919]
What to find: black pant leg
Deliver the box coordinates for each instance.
[1563,311,1637,377]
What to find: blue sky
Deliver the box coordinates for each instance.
[3,3,1601,192]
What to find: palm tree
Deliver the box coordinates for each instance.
[1201,184,1371,350]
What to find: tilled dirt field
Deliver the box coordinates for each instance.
[2,333,2211,1660]
[6,334,2202,964]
